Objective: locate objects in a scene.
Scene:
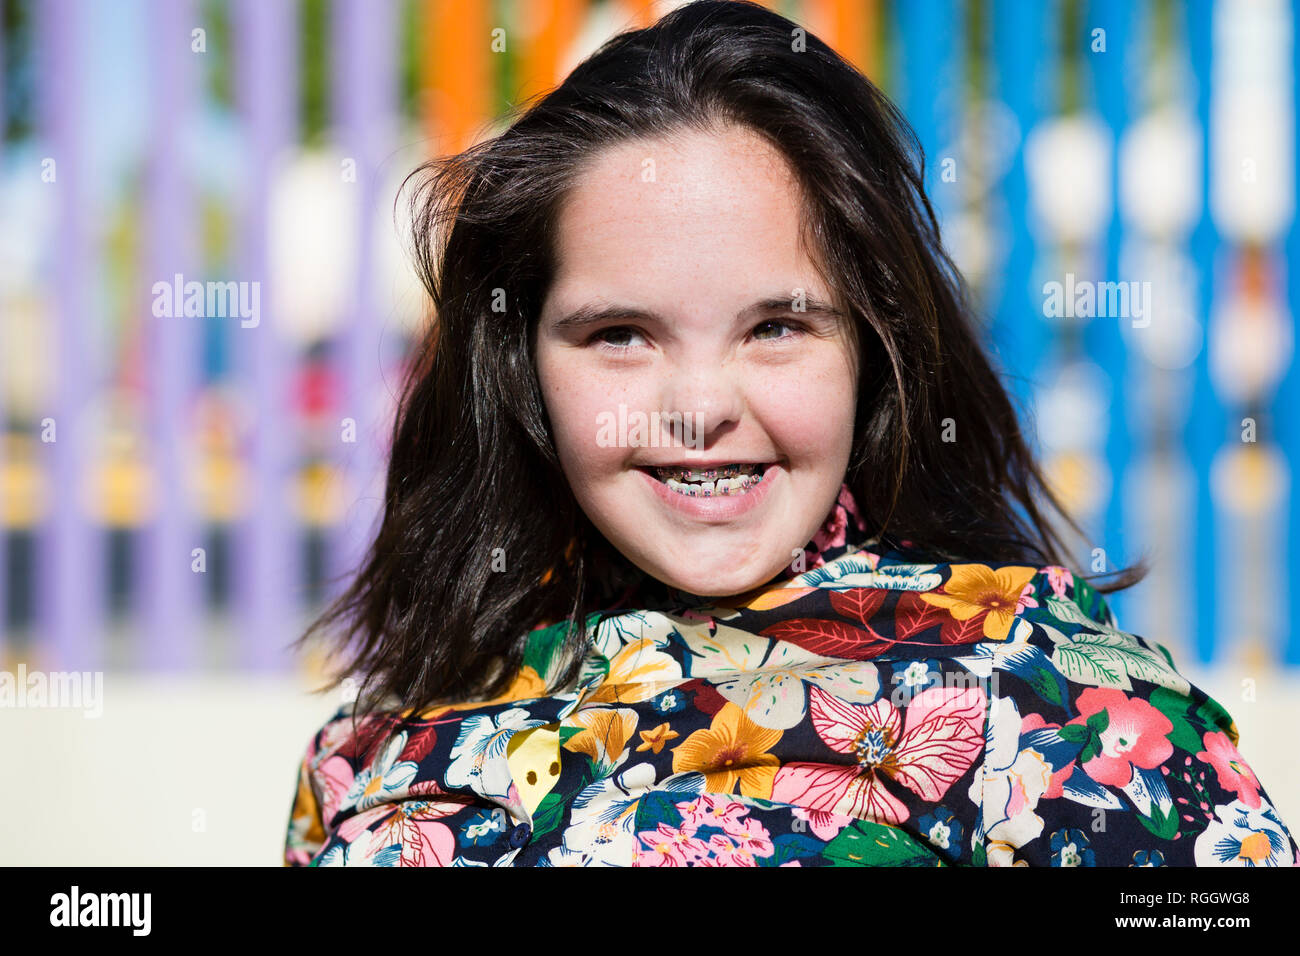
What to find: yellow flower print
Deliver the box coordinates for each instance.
[671,702,781,797]
[637,722,680,754]
[585,638,684,705]
[563,707,640,774]
[920,564,1038,641]
[406,664,549,719]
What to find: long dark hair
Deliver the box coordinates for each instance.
[292,0,1149,724]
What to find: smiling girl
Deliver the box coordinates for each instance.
[283,1,1297,867]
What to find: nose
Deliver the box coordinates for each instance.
[657,361,745,450]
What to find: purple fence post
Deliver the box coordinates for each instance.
[139,0,202,671]
[0,4,7,656]
[36,0,102,672]
[232,0,299,671]
[328,0,397,616]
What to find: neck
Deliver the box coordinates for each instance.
[587,481,888,613]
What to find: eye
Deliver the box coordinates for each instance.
[751,319,803,341]
[589,326,648,350]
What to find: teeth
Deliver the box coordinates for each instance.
[660,470,765,497]
[654,462,766,482]
[650,462,771,497]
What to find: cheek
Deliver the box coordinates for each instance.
[537,352,639,479]
[749,355,857,457]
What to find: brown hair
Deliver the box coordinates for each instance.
[290,0,1149,724]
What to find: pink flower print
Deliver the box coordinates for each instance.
[706,833,759,866]
[316,755,357,824]
[676,793,749,833]
[1015,579,1039,615]
[797,485,867,575]
[635,846,682,867]
[334,803,458,867]
[337,804,391,844]
[1046,566,1073,599]
[1069,688,1173,787]
[1197,730,1262,809]
[835,482,867,532]
[812,502,849,554]
[726,816,775,858]
[791,805,855,841]
[771,684,986,825]
[636,824,710,867]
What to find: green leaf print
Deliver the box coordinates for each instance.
[1148,686,1203,755]
[1043,598,1191,695]
[531,754,600,841]
[1135,801,1180,841]
[632,791,686,834]
[1024,665,1065,707]
[1085,708,1110,734]
[1073,707,1108,763]
[1071,575,1110,626]
[522,620,571,681]
[1058,723,1089,745]
[1194,693,1238,739]
[1079,733,1102,764]
[530,792,568,840]
[822,819,946,867]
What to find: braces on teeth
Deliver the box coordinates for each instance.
[653,463,766,497]
[655,463,763,480]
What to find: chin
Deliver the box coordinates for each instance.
[648,558,782,599]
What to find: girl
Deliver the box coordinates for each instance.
[283,0,1296,867]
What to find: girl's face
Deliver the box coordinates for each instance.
[535,124,859,597]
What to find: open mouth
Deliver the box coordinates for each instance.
[643,462,769,497]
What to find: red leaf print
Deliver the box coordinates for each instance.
[691,681,728,717]
[939,610,987,645]
[760,618,896,660]
[400,725,439,763]
[894,591,949,640]
[828,588,888,628]
[339,716,393,762]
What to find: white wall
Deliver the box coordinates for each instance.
[1,672,339,866]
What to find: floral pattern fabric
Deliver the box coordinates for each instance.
[283,489,1298,867]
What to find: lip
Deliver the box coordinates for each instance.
[636,461,779,522]
[642,459,774,470]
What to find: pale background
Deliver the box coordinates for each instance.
[3,0,1298,864]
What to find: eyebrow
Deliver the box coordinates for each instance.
[547,294,846,334]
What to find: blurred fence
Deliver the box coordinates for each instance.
[1,0,1297,683]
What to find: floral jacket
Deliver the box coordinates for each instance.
[283,523,1297,867]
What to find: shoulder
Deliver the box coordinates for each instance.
[283,700,428,865]
[973,562,1299,866]
[1003,564,1195,714]
[995,562,1220,742]
[1017,564,1119,629]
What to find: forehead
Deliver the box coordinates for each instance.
[546,124,832,307]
